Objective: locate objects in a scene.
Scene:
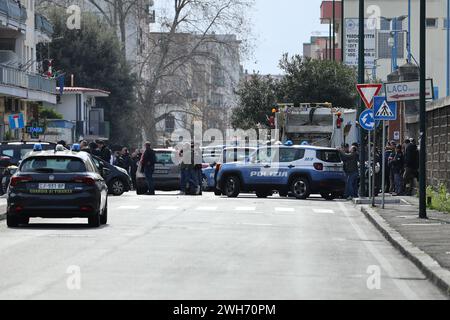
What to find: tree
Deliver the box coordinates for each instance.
[231,74,278,130]
[43,9,138,146]
[277,55,357,108]
[136,0,254,144]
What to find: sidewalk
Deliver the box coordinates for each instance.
[361,196,450,297]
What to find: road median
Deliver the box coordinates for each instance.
[361,204,450,297]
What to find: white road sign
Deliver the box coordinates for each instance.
[344,18,376,68]
[385,80,434,102]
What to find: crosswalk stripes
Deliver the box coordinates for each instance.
[313,209,335,214]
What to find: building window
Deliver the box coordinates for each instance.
[426,18,438,28]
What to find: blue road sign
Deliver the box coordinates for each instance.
[359,109,375,131]
[8,113,25,130]
[374,96,397,121]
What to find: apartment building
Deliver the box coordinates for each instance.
[0,0,56,141]
[148,32,243,146]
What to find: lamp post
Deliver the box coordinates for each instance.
[419,0,427,219]
[333,0,336,61]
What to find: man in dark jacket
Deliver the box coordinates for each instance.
[120,147,132,174]
[97,140,112,163]
[141,141,156,195]
[390,144,405,196]
[339,145,359,200]
[404,139,419,196]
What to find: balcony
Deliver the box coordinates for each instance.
[0,64,57,103]
[35,13,53,40]
[0,0,27,31]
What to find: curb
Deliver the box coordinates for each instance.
[361,205,450,298]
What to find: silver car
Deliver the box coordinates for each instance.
[136,149,180,194]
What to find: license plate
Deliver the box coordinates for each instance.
[154,170,168,175]
[38,183,66,190]
[326,166,342,172]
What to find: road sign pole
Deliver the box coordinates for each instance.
[372,124,377,207]
[368,130,371,199]
[382,120,386,209]
[358,0,366,198]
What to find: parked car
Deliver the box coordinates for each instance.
[1,165,18,195]
[91,156,132,196]
[6,148,108,228]
[136,149,180,194]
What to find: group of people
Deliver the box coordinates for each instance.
[338,138,419,200]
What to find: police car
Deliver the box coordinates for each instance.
[215,145,346,200]
[6,144,108,228]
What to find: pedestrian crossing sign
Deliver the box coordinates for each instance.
[373,96,397,121]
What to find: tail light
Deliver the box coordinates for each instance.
[73,176,96,185]
[10,176,32,187]
[80,206,93,212]
[215,164,222,171]
[313,163,324,171]
[15,206,23,212]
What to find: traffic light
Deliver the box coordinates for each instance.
[336,112,343,129]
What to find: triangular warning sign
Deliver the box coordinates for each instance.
[356,84,382,109]
[376,101,394,117]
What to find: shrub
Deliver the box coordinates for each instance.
[427,184,450,214]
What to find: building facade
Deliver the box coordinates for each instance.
[0,0,56,141]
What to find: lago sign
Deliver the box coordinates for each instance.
[385,79,434,102]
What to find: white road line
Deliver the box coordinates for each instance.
[401,223,442,227]
[337,202,418,300]
[118,206,140,210]
[196,207,218,211]
[313,209,335,214]
[156,206,179,210]
[238,223,274,227]
[275,207,295,212]
[235,207,256,211]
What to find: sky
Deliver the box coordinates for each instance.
[244,0,328,75]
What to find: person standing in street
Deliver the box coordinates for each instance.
[120,147,132,174]
[141,141,156,195]
[130,149,141,190]
[404,138,419,196]
[97,140,112,164]
[390,144,405,196]
[339,145,359,200]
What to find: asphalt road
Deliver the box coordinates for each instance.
[0,192,446,300]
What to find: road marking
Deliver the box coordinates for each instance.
[238,223,273,227]
[235,207,256,211]
[156,206,179,211]
[118,206,140,210]
[337,202,418,300]
[313,209,335,214]
[401,223,443,227]
[275,207,295,212]
[196,207,218,211]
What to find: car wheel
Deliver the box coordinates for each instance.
[290,177,310,200]
[321,192,336,201]
[256,190,270,198]
[100,201,108,225]
[224,175,240,198]
[6,214,19,228]
[88,211,101,228]
[109,179,125,196]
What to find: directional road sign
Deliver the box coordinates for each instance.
[356,84,383,109]
[359,109,375,131]
[385,79,434,102]
[374,96,397,121]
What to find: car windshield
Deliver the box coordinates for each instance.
[20,157,87,173]
[223,148,254,163]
